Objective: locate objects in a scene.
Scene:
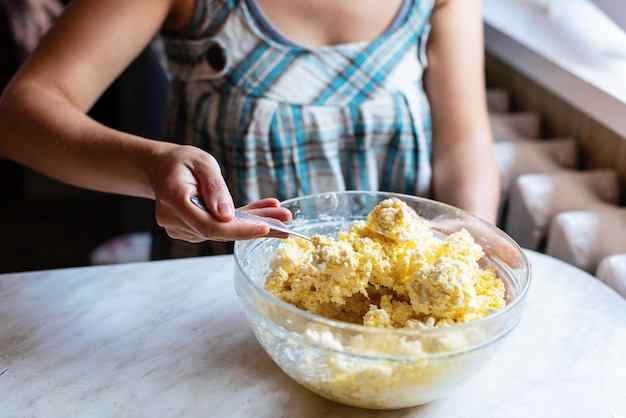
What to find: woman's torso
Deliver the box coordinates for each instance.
[155,0,435,257]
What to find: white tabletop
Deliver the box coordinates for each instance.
[0,250,624,418]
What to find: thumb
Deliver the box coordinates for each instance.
[197,172,235,222]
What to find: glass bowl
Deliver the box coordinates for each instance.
[233,191,531,409]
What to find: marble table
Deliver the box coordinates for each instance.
[0,250,624,418]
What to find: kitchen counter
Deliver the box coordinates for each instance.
[1,250,624,417]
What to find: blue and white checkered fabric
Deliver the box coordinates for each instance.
[162,0,435,206]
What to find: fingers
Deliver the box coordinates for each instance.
[157,192,298,243]
[157,199,272,243]
[150,144,295,243]
[239,198,293,223]
[187,196,273,240]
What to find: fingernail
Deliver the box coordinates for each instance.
[218,202,234,217]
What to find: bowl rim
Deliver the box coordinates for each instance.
[234,191,532,338]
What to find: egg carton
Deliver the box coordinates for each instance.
[545,207,626,274]
[490,111,542,142]
[596,254,626,299]
[486,88,511,113]
[504,169,620,251]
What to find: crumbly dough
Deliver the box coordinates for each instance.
[265,198,506,328]
[259,198,511,408]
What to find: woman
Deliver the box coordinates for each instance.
[0,0,499,257]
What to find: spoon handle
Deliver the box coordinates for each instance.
[190,196,311,241]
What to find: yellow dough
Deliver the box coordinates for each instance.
[265,198,506,328]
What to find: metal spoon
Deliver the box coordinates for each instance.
[190,196,311,241]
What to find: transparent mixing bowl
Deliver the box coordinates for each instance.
[234,191,531,409]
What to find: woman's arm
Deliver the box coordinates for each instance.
[0,0,291,242]
[0,0,175,197]
[424,0,500,224]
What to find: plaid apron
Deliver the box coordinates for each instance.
[153,0,435,258]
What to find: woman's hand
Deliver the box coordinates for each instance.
[148,143,292,243]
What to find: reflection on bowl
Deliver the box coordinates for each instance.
[234,191,531,409]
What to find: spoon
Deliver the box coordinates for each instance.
[190,196,311,241]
